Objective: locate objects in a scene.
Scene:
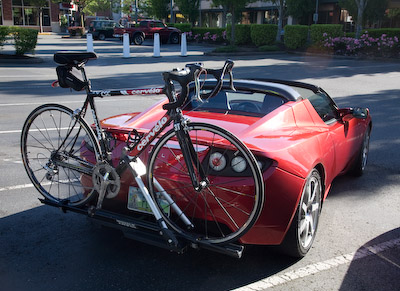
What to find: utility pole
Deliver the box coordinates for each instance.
[170,0,175,23]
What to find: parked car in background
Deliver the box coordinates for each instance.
[89,20,123,40]
[113,20,181,45]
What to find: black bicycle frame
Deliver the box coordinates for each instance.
[74,67,208,189]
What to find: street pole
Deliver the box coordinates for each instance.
[314,0,319,24]
[170,0,174,23]
[135,0,138,24]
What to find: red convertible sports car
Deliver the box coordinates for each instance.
[85,78,371,257]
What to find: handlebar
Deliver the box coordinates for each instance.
[162,60,235,111]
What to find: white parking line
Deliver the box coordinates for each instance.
[0,127,69,134]
[0,183,35,192]
[233,237,400,290]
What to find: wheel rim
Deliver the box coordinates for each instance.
[135,35,143,44]
[298,172,321,249]
[171,34,179,44]
[148,123,264,244]
[21,106,99,206]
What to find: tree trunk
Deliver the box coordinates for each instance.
[39,8,43,33]
[222,7,227,28]
[231,7,236,44]
[355,0,368,38]
[276,1,283,42]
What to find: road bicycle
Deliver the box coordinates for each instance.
[20,52,264,254]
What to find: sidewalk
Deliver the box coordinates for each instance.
[0,34,216,63]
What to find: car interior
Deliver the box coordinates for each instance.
[187,90,286,117]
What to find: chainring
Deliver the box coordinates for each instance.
[92,162,121,199]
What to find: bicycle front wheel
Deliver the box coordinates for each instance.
[21,104,100,207]
[147,122,264,244]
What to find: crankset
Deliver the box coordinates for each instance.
[92,162,121,209]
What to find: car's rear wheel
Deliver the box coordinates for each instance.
[350,127,371,177]
[147,122,265,244]
[169,33,180,44]
[98,33,106,40]
[131,34,144,45]
[281,168,322,257]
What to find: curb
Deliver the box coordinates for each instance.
[287,50,400,62]
[204,51,285,57]
[0,56,44,64]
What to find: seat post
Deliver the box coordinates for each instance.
[78,65,92,94]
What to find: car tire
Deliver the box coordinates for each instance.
[169,33,180,44]
[280,169,322,258]
[349,126,371,177]
[131,34,144,45]
[98,33,106,41]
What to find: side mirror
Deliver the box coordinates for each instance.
[338,107,368,121]
[352,107,369,119]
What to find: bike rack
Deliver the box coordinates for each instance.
[40,198,244,258]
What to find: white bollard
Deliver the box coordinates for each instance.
[180,33,187,57]
[123,33,130,58]
[153,33,161,58]
[87,33,94,52]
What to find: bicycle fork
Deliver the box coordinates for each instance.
[174,120,209,192]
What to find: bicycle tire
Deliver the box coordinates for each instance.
[147,122,264,244]
[21,104,101,207]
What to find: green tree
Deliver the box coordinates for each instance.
[146,0,170,20]
[339,0,390,37]
[286,0,315,25]
[175,0,200,25]
[212,0,255,44]
[82,0,114,16]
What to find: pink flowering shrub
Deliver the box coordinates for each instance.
[187,28,227,44]
[322,31,400,57]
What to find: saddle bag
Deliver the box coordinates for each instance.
[56,65,87,91]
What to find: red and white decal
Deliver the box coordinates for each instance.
[122,88,163,95]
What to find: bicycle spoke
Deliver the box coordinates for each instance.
[148,123,263,244]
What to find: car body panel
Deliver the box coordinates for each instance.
[92,79,371,245]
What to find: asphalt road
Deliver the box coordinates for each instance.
[0,35,399,291]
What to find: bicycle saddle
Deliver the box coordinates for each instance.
[54,52,97,65]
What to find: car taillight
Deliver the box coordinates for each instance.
[209,152,227,172]
[231,156,246,173]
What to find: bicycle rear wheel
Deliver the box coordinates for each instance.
[147,122,264,244]
[21,104,100,206]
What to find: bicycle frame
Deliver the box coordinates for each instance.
[70,67,205,244]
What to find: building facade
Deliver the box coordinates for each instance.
[0,0,79,32]
[1,0,399,32]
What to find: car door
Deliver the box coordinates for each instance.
[307,92,362,175]
[154,22,169,40]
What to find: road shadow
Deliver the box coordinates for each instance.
[0,204,297,291]
[340,228,400,291]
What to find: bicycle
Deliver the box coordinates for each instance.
[21,52,265,250]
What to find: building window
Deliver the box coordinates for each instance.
[12,0,50,26]
[0,0,2,25]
